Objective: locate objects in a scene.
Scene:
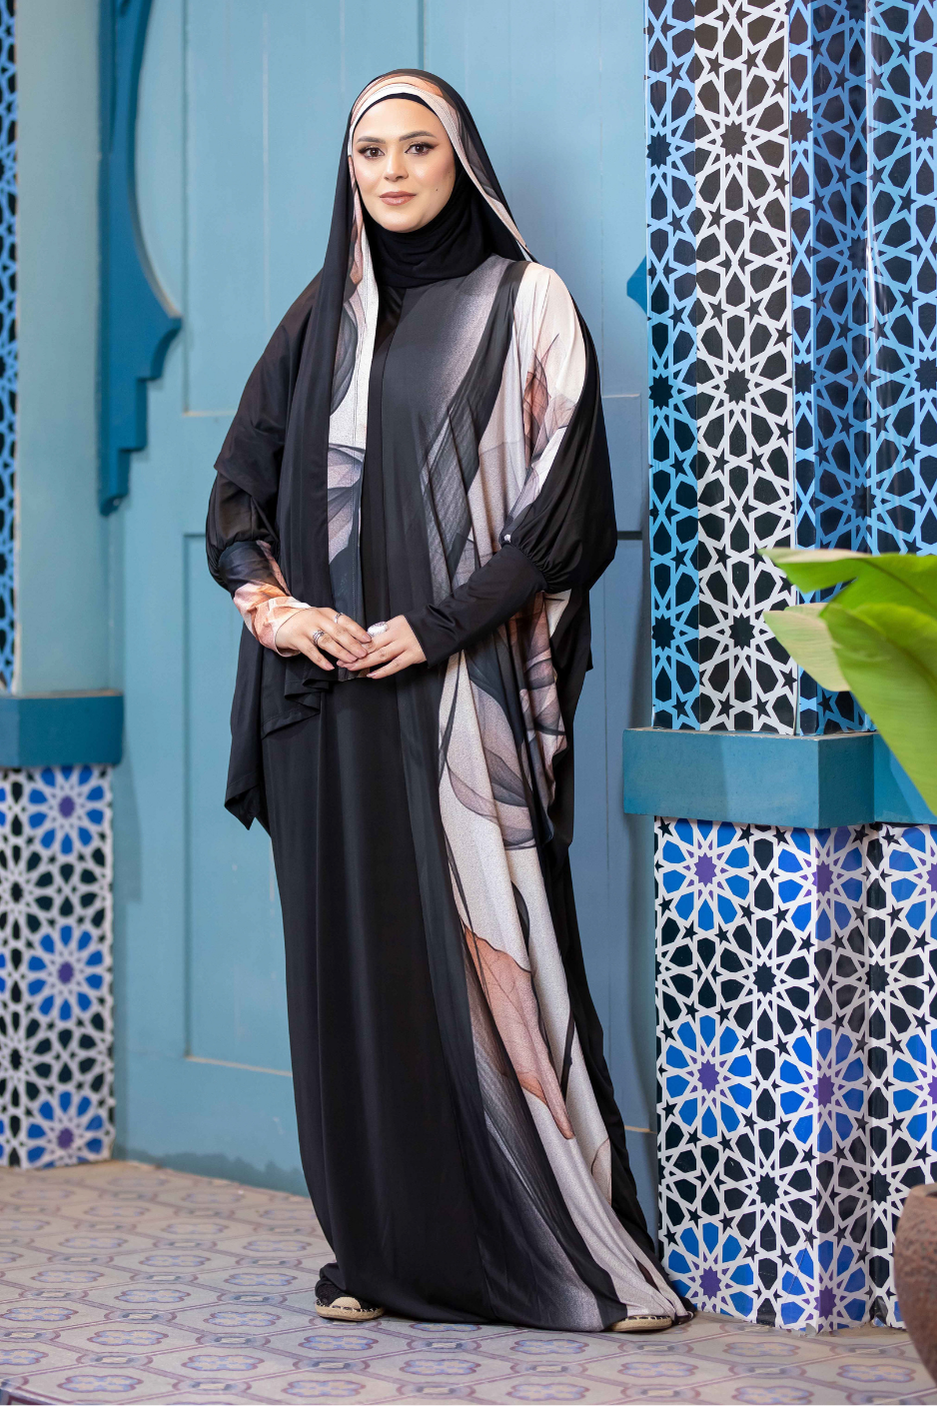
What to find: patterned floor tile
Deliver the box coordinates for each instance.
[0,1162,934,1405]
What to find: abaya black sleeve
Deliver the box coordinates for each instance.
[405,308,616,670]
[206,276,324,830]
[405,544,546,668]
[213,276,320,524]
[208,275,321,620]
[206,475,284,596]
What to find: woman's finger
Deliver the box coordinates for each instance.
[328,611,372,646]
[308,613,371,659]
[348,640,407,670]
[331,625,371,658]
[301,621,360,664]
[317,633,359,665]
[301,640,334,670]
[367,648,417,679]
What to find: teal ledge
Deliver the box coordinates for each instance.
[623,728,935,829]
[0,691,124,767]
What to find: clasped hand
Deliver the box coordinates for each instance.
[275,608,426,679]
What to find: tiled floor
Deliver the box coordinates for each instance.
[0,1163,933,1406]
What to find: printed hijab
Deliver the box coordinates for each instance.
[281,71,531,617]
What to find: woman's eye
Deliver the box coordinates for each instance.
[408,143,433,155]
[358,147,382,159]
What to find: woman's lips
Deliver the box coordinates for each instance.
[380,192,415,205]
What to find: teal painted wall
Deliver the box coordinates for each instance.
[8,0,656,1220]
[17,0,111,694]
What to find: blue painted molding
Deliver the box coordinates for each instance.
[626,257,647,315]
[623,728,935,828]
[0,693,124,767]
[99,0,181,516]
[872,733,937,825]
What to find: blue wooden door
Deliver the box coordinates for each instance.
[115,0,656,1213]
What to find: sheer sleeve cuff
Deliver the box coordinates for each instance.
[232,582,311,656]
[271,601,313,656]
[406,543,547,669]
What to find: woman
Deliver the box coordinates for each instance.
[207,70,687,1334]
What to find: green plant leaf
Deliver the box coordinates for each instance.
[764,547,870,591]
[763,547,937,622]
[823,602,937,812]
[763,604,849,691]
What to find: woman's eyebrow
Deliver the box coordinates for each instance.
[354,130,437,144]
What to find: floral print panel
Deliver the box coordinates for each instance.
[0,767,113,1168]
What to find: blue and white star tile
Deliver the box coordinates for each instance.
[658,819,751,935]
[656,818,870,1330]
[25,766,108,855]
[26,925,107,1024]
[0,766,113,1169]
[865,823,937,1325]
[663,1223,756,1320]
[24,1090,108,1168]
[662,1015,753,1143]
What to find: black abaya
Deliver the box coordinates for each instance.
[207,69,688,1330]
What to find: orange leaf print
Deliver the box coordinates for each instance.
[464,926,574,1139]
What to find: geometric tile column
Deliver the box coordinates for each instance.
[0,768,114,1166]
[657,820,870,1329]
[866,824,937,1325]
[645,0,937,1329]
[0,2,115,1170]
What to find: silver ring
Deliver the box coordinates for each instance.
[312,628,325,646]
[333,611,343,626]
[368,621,389,637]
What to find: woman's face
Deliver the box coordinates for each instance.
[352,98,457,232]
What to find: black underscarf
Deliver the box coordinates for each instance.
[364,159,493,289]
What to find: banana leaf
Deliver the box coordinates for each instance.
[762,548,937,812]
[822,603,937,811]
[762,603,848,692]
[765,547,937,621]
